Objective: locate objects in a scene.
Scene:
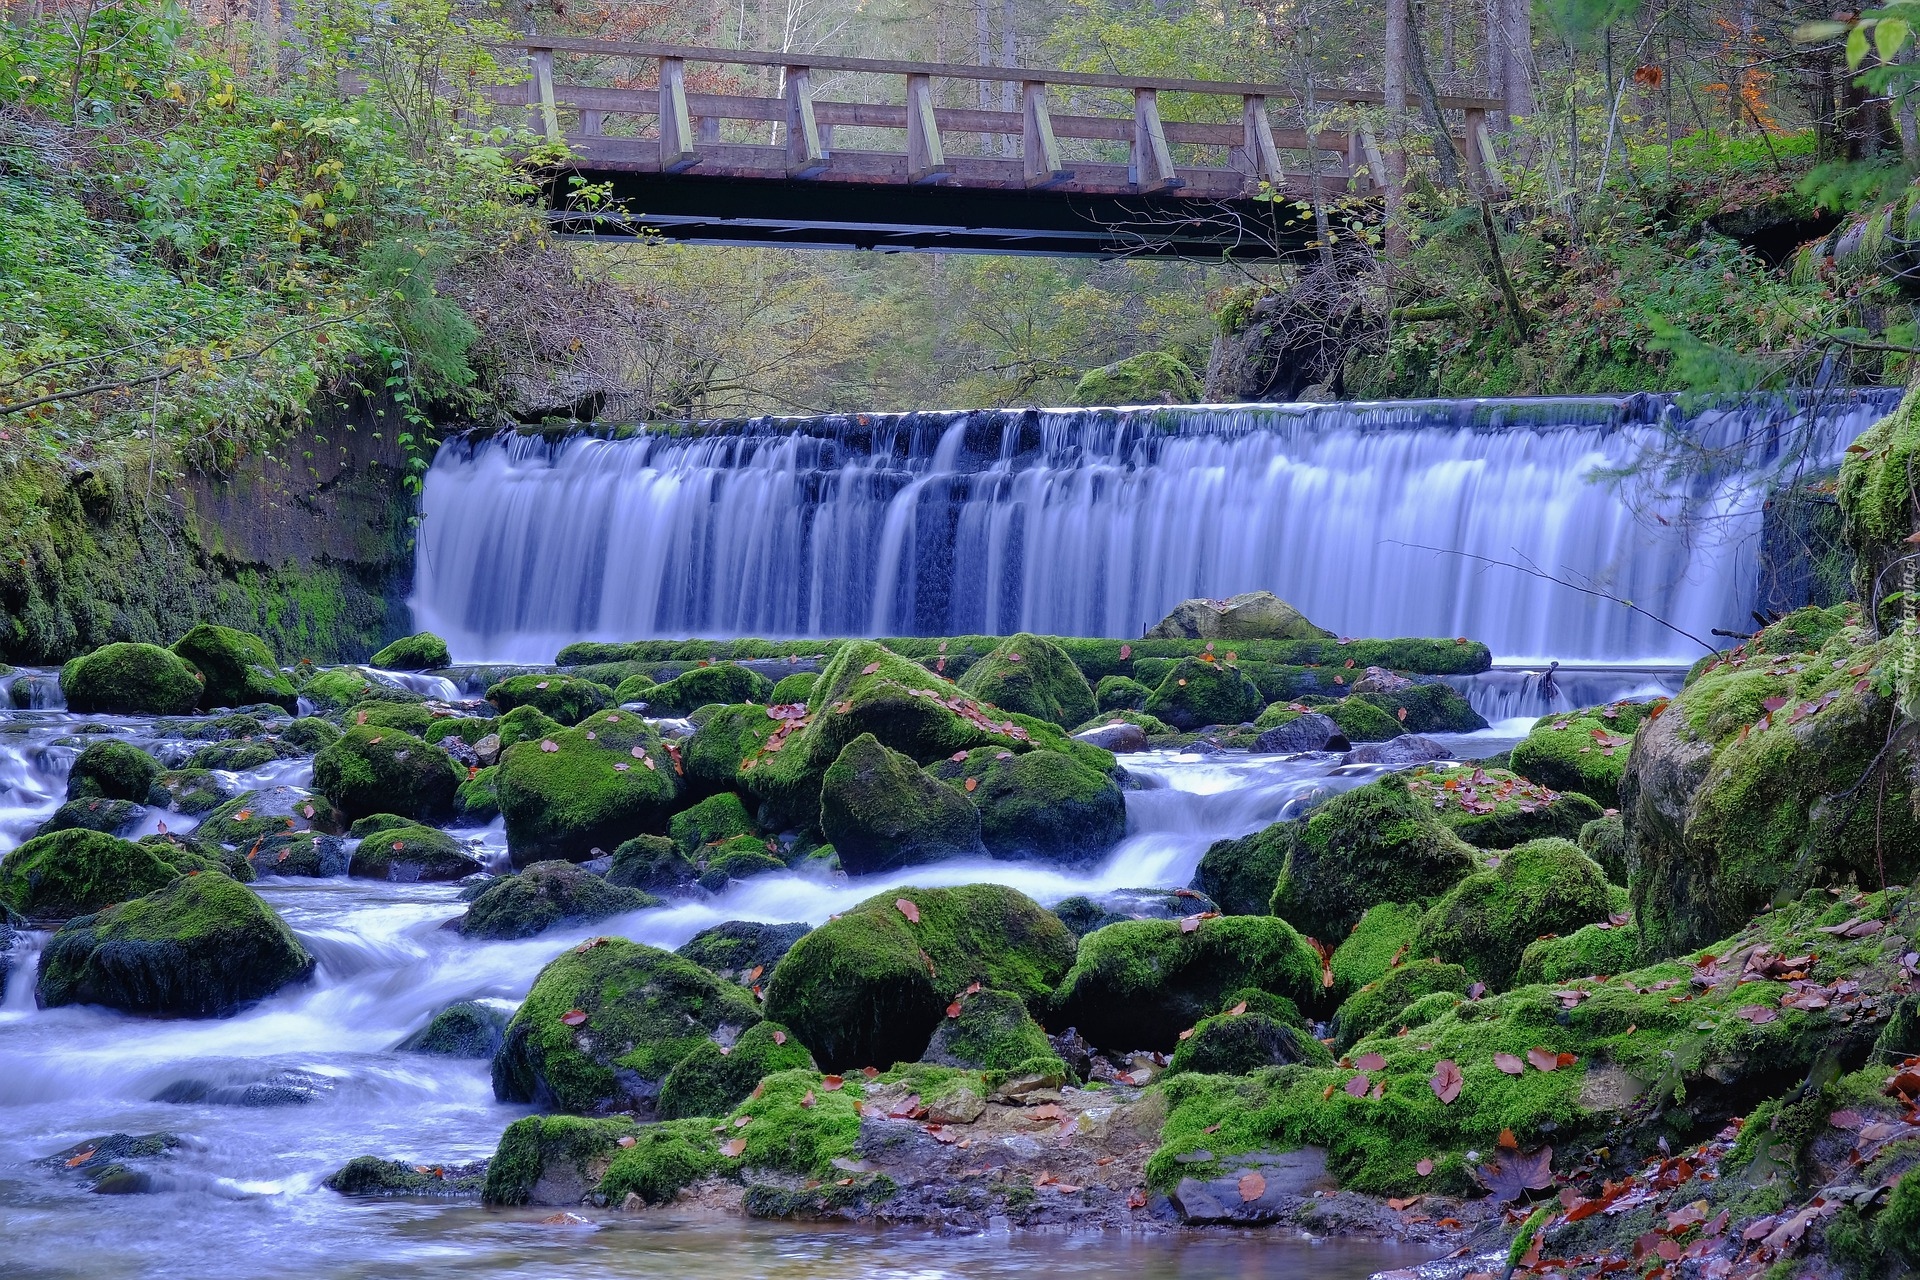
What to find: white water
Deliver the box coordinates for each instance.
[412,392,1897,665]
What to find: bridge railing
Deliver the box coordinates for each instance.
[486,37,1506,201]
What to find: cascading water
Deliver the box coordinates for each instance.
[412,391,1898,665]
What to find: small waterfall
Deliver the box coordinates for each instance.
[412,392,1898,664]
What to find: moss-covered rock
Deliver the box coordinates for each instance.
[324,1155,485,1197]
[644,664,775,715]
[61,642,204,715]
[311,727,461,823]
[370,632,451,671]
[1143,656,1266,730]
[154,769,229,816]
[299,667,425,714]
[281,716,342,752]
[919,987,1056,1070]
[1267,776,1478,942]
[1402,766,1605,849]
[1330,956,1473,1050]
[1074,349,1199,404]
[1094,674,1153,713]
[0,828,186,920]
[669,791,756,856]
[67,739,161,804]
[36,797,148,838]
[1351,681,1488,735]
[1327,900,1429,1001]
[399,999,510,1057]
[1514,919,1639,985]
[676,920,810,986]
[1169,1009,1333,1075]
[1049,914,1323,1052]
[1577,814,1628,885]
[923,746,1124,864]
[340,701,443,739]
[484,1114,650,1206]
[1509,700,1658,807]
[198,785,341,846]
[1305,696,1405,743]
[36,872,313,1016]
[251,831,350,877]
[656,1020,815,1120]
[493,704,561,749]
[954,633,1096,729]
[1144,592,1331,642]
[349,823,482,882]
[458,861,656,939]
[453,765,499,823]
[492,937,763,1114]
[1411,837,1611,988]
[1196,823,1293,918]
[485,674,612,723]
[764,884,1075,1072]
[607,834,697,894]
[693,838,786,891]
[818,733,985,873]
[171,624,297,712]
[496,709,683,867]
[770,672,818,704]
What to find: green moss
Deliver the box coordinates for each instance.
[453,765,498,823]
[696,840,786,890]
[485,674,612,723]
[1578,815,1628,885]
[36,871,313,1015]
[764,883,1076,1073]
[1403,766,1605,849]
[1074,350,1199,404]
[670,792,756,856]
[67,739,161,804]
[171,624,296,712]
[1313,697,1405,743]
[1509,701,1656,807]
[399,999,509,1057]
[369,632,450,670]
[155,769,229,816]
[495,708,683,867]
[483,1114,641,1206]
[770,672,818,704]
[818,733,985,873]
[921,987,1056,1070]
[644,665,775,716]
[1332,957,1473,1050]
[1515,921,1641,985]
[1094,675,1152,712]
[493,704,561,749]
[281,717,341,751]
[341,701,442,738]
[1143,656,1266,730]
[1352,682,1487,734]
[599,1117,726,1205]
[61,642,204,715]
[924,745,1125,864]
[607,834,697,893]
[676,921,810,985]
[955,633,1097,728]
[311,726,460,823]
[348,823,480,882]
[492,937,763,1114]
[1412,838,1612,989]
[299,667,424,714]
[1170,1010,1334,1074]
[1196,822,1295,917]
[1070,708,1174,736]
[723,1066,865,1177]
[1050,914,1323,1051]
[1329,901,1429,1000]
[657,1021,816,1120]
[0,829,184,919]
[1269,776,1478,942]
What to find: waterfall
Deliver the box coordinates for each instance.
[412,392,1898,665]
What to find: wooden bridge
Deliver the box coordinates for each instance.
[487,37,1506,258]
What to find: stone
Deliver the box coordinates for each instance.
[1338,734,1454,766]
[1143,591,1331,642]
[369,632,452,671]
[171,624,297,712]
[817,733,985,874]
[60,643,204,716]
[1071,721,1149,753]
[1252,712,1348,753]
[457,861,657,939]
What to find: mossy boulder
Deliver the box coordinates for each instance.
[610,673,656,704]
[281,717,342,752]
[770,672,818,704]
[453,766,499,823]
[1074,349,1199,404]
[252,831,350,877]
[492,938,762,1114]
[341,701,443,738]
[299,667,425,714]
[1351,681,1488,735]
[496,709,683,867]
[0,829,183,920]
[198,785,341,845]
[36,872,313,1016]
[1267,776,1479,942]
[324,1155,485,1197]
[399,1000,510,1058]
[763,884,1075,1072]
[171,624,297,713]
[370,632,451,671]
[1169,1009,1332,1075]
[1304,696,1405,743]
[493,704,562,749]
[60,643,204,715]
[924,746,1125,864]
[1144,592,1330,642]
[676,920,810,986]
[607,834,698,894]
[349,823,482,882]
[1411,837,1612,988]
[155,769,229,816]
[1577,814,1628,885]
[818,734,985,873]
[656,1020,815,1120]
[458,861,657,940]
[954,633,1096,729]
[920,987,1056,1070]
[1327,900,1428,1001]
[644,664,775,716]
[1509,700,1658,807]
[1048,914,1323,1052]
[1331,956,1473,1050]
[1196,822,1295,917]
[1514,919,1640,985]
[1143,656,1266,730]
[694,838,786,891]
[36,797,148,838]
[1403,766,1605,849]
[485,674,612,723]
[669,791,756,856]
[1094,675,1152,713]
[312,727,461,823]
[67,739,161,804]
[485,1114,656,1206]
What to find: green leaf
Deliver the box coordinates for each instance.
[1848,23,1872,68]
[1794,18,1851,43]
[1878,17,1911,60]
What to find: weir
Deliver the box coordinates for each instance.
[415,391,1897,665]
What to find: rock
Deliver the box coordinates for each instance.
[344,701,446,738]
[35,797,148,839]
[954,633,1097,729]
[763,884,1075,1073]
[150,1065,332,1107]
[37,872,314,1016]
[0,828,184,920]
[39,1132,185,1195]
[473,733,502,766]
[1094,675,1153,713]
[1169,1149,1337,1224]
[60,643,204,715]
[818,733,986,874]
[1515,919,1641,985]
[492,937,762,1114]
[1195,823,1295,917]
[281,717,343,752]
[1411,836,1612,988]
[485,673,612,723]
[770,672,818,704]
[1074,349,1200,404]
[613,673,657,704]
[1404,766,1605,849]
[1331,956,1472,1050]
[669,791,756,854]
[312,727,462,823]
[399,1000,512,1058]
[1142,656,1265,731]
[494,704,563,749]
[1049,914,1322,1052]
[183,738,300,771]
[457,861,656,939]
[676,920,811,985]
[297,667,427,714]
[607,834,698,894]
[1510,699,1661,807]
[920,987,1057,1071]
[171,624,298,712]
[454,766,499,823]
[370,632,452,671]
[496,709,684,867]
[1071,721,1149,753]
[1578,813,1628,885]
[68,739,162,803]
[924,746,1125,865]
[141,832,253,884]
[1267,775,1478,941]
[1168,1010,1331,1075]
[436,735,480,769]
[1143,592,1330,642]
[252,831,351,877]
[1338,734,1454,765]
[656,1020,815,1120]
[1290,695,1403,743]
[482,1115,654,1206]
[1348,666,1414,694]
[198,785,342,845]
[325,1155,486,1197]
[1251,711,1348,753]
[1326,900,1426,1000]
[644,664,776,715]
[350,823,483,882]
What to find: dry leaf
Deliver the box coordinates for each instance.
[860,662,881,675]
[1344,1074,1371,1098]
[1238,1171,1267,1202]
[1416,1158,1434,1176]
[1430,1059,1463,1104]
[1526,1047,1559,1072]
[1355,1051,1386,1071]
[1494,1052,1525,1075]
[720,1138,747,1158]
[895,898,920,923]
[560,1009,588,1027]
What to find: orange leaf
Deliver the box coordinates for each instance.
[896,898,920,923]
[965,777,978,792]
[1229,1001,1248,1016]
[861,662,882,675]
[1238,1171,1267,1202]
[947,1002,963,1018]
[1526,1047,1559,1072]
[801,1090,816,1108]
[1494,1052,1525,1075]
[1497,1128,1519,1150]
[720,1138,747,1158]
[820,1075,845,1091]
[65,1148,97,1167]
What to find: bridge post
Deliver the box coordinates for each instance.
[1240,95,1282,188]
[1022,83,1072,188]
[1131,88,1184,192]
[527,47,561,143]
[905,74,950,183]
[783,66,828,178]
[658,57,698,172]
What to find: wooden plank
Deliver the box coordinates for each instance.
[905,73,948,182]
[1474,117,1506,194]
[1360,129,1389,188]
[1241,94,1282,184]
[1132,89,1183,191]
[580,109,605,136]
[528,47,560,142]
[697,115,720,143]
[1023,82,1072,188]
[784,66,828,177]
[491,35,1506,109]
[658,57,698,171]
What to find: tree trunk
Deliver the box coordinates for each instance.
[1502,0,1532,119]
[1385,0,1409,256]
[1484,0,1506,130]
[1407,0,1465,191]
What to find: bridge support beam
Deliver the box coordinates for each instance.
[528,47,561,143]
[1022,82,1072,188]
[1131,89,1183,192]
[1240,94,1282,188]
[784,66,828,178]
[906,73,949,183]
[659,57,698,172]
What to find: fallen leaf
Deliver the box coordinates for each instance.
[800,1090,816,1108]
[720,1138,747,1158]
[1477,1144,1553,1202]
[1238,1171,1267,1201]
[1230,1001,1249,1017]
[965,777,978,792]
[860,662,881,675]
[65,1148,97,1167]
[820,1075,845,1091]
[1345,1074,1371,1098]
[1736,1004,1778,1025]
[1416,1158,1434,1176]
[1430,1059,1463,1104]
[947,1002,963,1018]
[896,898,920,923]
[560,1009,588,1027]
[1526,1047,1560,1072]
[772,1029,785,1044]
[1388,1195,1424,1211]
[1355,1052,1386,1071]
[617,1135,636,1148]
[1494,1052,1525,1075]
[1498,1128,1519,1150]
